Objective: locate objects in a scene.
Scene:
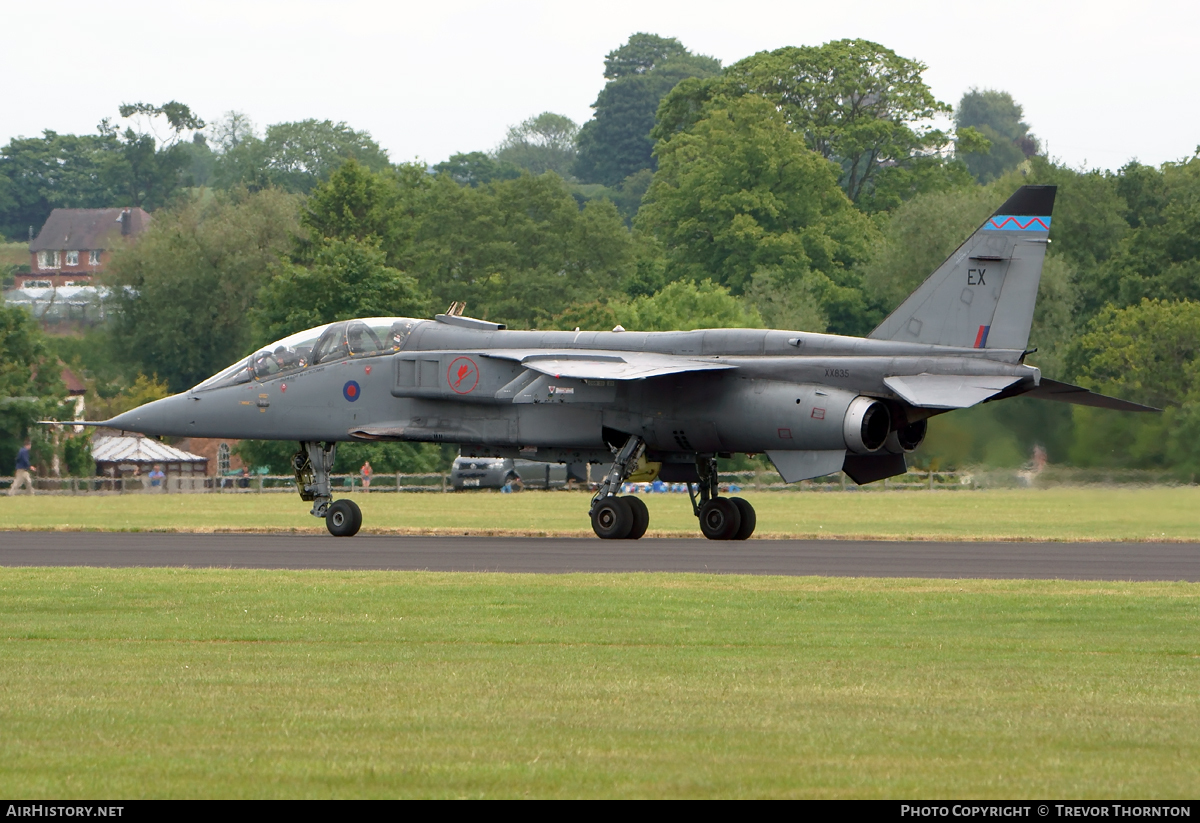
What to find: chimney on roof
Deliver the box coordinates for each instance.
[120,209,132,236]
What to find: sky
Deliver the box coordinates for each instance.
[5,0,1197,172]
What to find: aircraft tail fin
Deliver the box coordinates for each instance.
[868,185,1056,350]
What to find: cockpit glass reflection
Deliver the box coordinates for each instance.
[190,318,423,392]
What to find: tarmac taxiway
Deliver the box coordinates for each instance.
[0,532,1197,580]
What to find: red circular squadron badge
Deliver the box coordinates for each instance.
[447,356,479,394]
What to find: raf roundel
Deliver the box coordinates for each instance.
[343,380,361,402]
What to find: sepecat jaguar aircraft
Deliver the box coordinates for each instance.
[90,185,1156,539]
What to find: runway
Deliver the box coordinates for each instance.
[1,531,1197,580]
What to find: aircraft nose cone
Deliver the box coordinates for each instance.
[104,393,194,437]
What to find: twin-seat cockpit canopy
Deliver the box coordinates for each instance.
[194,317,422,391]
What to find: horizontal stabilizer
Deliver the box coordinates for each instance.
[766,449,846,483]
[884,374,1022,409]
[483,350,734,381]
[1022,379,1160,412]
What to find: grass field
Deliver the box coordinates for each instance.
[0,240,28,267]
[1,569,1196,798]
[2,487,1198,541]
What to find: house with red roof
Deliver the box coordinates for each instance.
[25,207,151,287]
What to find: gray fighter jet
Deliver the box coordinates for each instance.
[93,185,1155,539]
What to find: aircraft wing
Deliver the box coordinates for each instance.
[884,374,1023,409]
[1020,378,1160,412]
[482,350,735,381]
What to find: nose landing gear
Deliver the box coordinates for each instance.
[326,498,362,537]
[294,441,361,537]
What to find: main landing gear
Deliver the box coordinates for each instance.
[294,441,361,537]
[588,437,756,541]
[687,455,755,541]
[589,435,650,540]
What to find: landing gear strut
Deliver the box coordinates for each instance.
[687,455,755,540]
[294,441,361,537]
[589,435,649,540]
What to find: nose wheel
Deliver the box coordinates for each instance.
[326,499,362,537]
[295,441,364,537]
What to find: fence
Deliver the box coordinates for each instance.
[0,472,450,495]
[0,466,1191,496]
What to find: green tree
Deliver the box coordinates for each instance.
[602,32,696,78]
[1086,157,1200,317]
[858,184,1003,312]
[214,120,391,194]
[98,101,208,209]
[297,158,404,247]
[208,111,257,153]
[1067,299,1200,411]
[743,267,830,333]
[400,173,635,328]
[637,95,876,332]
[432,152,521,187]
[82,374,171,422]
[494,113,579,178]
[955,89,1039,183]
[655,39,950,204]
[575,34,721,187]
[853,153,976,215]
[0,131,124,239]
[177,133,216,188]
[1025,157,1129,274]
[264,159,636,332]
[547,279,762,333]
[0,304,63,472]
[104,188,302,392]
[254,237,430,345]
[1065,299,1200,472]
[619,279,762,331]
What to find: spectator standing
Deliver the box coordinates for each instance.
[8,439,36,496]
[149,464,166,489]
[360,461,373,491]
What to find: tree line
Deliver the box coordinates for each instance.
[3,33,1199,478]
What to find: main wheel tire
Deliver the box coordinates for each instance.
[345,499,363,534]
[326,499,362,537]
[729,497,756,540]
[624,496,649,540]
[699,498,742,541]
[591,496,633,539]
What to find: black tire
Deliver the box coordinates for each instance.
[346,499,363,534]
[326,499,361,537]
[698,498,742,541]
[729,497,756,540]
[624,496,649,540]
[591,496,633,539]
